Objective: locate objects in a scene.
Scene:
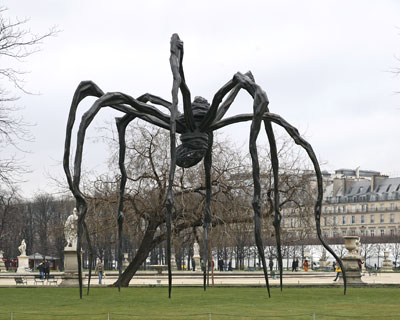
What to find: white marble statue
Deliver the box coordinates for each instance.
[65,208,78,248]
[193,241,200,257]
[18,239,26,256]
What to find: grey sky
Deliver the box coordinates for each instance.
[2,0,400,198]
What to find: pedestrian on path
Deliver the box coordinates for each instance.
[333,261,341,281]
[95,259,104,284]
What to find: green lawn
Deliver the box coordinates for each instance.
[0,287,399,319]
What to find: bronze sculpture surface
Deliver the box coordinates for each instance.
[64,34,346,298]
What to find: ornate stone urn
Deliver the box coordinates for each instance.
[382,251,392,272]
[344,236,359,256]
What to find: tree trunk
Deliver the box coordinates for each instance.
[113,220,159,287]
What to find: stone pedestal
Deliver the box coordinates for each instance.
[170,252,178,271]
[193,255,201,272]
[339,236,365,285]
[122,253,129,271]
[59,247,82,287]
[381,251,392,272]
[16,255,30,273]
[0,251,6,272]
[63,247,79,273]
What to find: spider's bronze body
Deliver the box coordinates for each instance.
[64,34,346,299]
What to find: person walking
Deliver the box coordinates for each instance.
[44,259,50,279]
[269,259,273,272]
[95,259,104,284]
[37,261,45,279]
[303,259,309,272]
[291,259,296,272]
[333,261,341,281]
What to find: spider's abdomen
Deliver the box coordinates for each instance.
[176,96,210,168]
[176,132,208,168]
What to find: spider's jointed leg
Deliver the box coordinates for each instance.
[202,133,213,291]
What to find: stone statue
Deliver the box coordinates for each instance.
[18,239,26,256]
[193,241,200,257]
[65,208,78,248]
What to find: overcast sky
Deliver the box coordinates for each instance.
[2,0,400,198]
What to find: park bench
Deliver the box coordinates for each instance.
[14,276,27,285]
[34,274,45,285]
[47,275,58,285]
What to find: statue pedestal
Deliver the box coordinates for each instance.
[0,259,6,272]
[123,253,129,271]
[339,236,365,285]
[63,247,79,273]
[193,255,201,272]
[16,255,30,273]
[59,246,83,287]
[170,252,177,271]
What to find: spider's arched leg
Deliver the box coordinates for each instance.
[261,115,347,295]
[115,114,136,292]
[202,133,213,291]
[264,120,284,291]
[65,91,173,298]
[64,80,105,299]
[166,33,182,298]
[210,113,347,295]
[248,86,272,297]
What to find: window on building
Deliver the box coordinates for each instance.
[342,216,346,225]
[370,204,375,211]
[333,216,337,225]
[380,203,385,211]
[390,229,395,236]
[333,231,338,237]
[290,218,294,228]
[370,215,375,223]
[342,230,347,236]
[390,203,395,210]
[351,216,356,224]
[390,214,394,224]
[352,205,356,213]
[361,230,365,236]
[324,217,327,226]
[351,230,356,236]
[361,215,365,224]
[334,206,337,213]
[370,229,375,237]
[380,214,384,223]
[380,229,385,236]
[343,206,347,213]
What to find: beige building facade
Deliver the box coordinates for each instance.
[282,169,400,242]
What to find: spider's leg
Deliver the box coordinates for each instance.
[115,114,136,292]
[264,120,284,291]
[210,112,347,295]
[64,80,105,299]
[83,220,94,296]
[170,33,195,131]
[249,86,271,297]
[261,115,347,295]
[165,34,183,298]
[66,88,171,298]
[202,133,213,291]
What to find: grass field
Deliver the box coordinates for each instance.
[0,287,399,319]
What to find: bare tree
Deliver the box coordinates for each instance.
[0,6,57,186]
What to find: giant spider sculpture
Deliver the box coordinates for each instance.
[64,34,346,299]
